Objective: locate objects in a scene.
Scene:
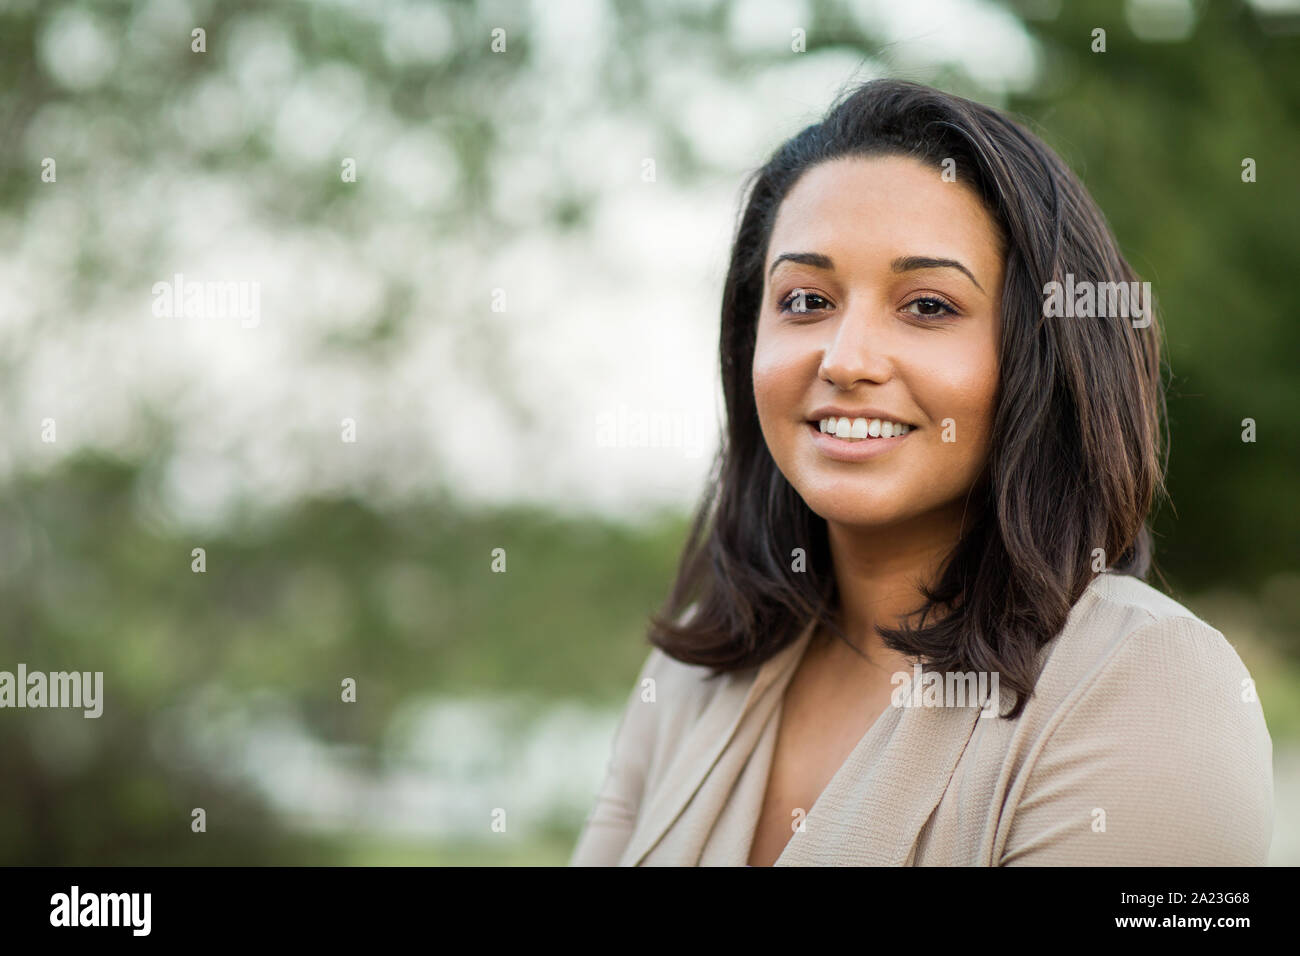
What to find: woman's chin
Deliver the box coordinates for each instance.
[802,496,910,528]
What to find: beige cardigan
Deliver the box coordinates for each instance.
[569,572,1274,865]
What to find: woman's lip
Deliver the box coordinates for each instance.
[805,421,913,461]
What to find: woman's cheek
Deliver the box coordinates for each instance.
[945,377,998,482]
[752,344,802,417]
[906,364,997,481]
[751,355,789,450]
[751,362,776,425]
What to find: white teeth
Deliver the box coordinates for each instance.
[817,417,912,442]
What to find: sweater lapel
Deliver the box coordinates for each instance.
[775,685,986,866]
[622,619,816,866]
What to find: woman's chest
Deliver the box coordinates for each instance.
[745,651,901,865]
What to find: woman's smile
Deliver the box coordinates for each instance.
[805,419,915,462]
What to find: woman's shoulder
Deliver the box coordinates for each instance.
[998,572,1274,863]
[1034,571,1256,700]
[635,601,761,700]
[1085,568,1220,625]
[632,645,732,715]
[618,606,757,740]
[1025,572,1269,747]
[634,642,757,726]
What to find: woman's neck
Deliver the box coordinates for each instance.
[820,499,970,666]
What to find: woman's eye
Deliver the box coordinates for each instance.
[779,289,831,314]
[903,296,958,318]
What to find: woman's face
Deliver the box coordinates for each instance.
[752,154,1004,531]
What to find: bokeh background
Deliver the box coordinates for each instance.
[1,0,1297,865]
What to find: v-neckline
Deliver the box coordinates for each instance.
[744,625,916,866]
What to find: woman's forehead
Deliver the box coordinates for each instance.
[765,156,1004,283]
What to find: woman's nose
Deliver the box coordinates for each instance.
[818,305,896,388]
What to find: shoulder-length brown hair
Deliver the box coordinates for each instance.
[647,78,1166,720]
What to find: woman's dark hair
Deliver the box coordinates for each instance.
[647,78,1166,720]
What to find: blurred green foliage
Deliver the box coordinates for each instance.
[0,451,688,863]
[1002,0,1300,594]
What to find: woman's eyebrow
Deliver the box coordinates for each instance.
[892,255,983,292]
[768,251,833,277]
[767,251,983,293]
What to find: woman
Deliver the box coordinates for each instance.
[569,79,1273,866]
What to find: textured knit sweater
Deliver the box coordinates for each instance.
[569,572,1274,865]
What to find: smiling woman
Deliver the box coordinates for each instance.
[569,79,1274,867]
